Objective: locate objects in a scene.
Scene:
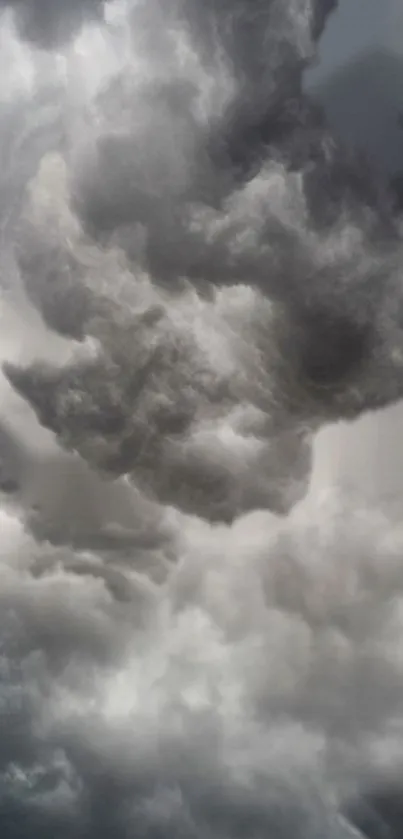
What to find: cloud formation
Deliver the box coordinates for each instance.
[0,0,402,837]
[3,0,402,522]
[0,0,107,47]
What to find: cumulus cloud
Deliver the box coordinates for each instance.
[0,0,403,836]
[1,486,403,837]
[3,0,402,523]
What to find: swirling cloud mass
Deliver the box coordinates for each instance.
[0,0,403,836]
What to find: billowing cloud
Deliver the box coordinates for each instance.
[1,486,403,837]
[0,0,402,836]
[5,0,402,522]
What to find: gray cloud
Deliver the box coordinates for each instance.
[0,489,402,837]
[0,0,108,47]
[6,0,401,522]
[0,0,402,836]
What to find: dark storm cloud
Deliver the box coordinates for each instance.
[0,1,403,838]
[8,0,400,522]
[0,487,397,839]
[0,0,108,47]
[8,169,402,514]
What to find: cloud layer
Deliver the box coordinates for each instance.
[0,0,402,836]
[0,0,107,47]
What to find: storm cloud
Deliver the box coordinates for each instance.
[0,0,402,837]
[0,0,108,47]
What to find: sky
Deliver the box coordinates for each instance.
[0,2,403,838]
[307,0,402,85]
[309,0,403,502]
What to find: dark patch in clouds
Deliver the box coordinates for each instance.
[0,0,108,47]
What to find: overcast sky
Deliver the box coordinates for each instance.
[309,0,403,504]
[307,0,402,85]
[1,4,403,836]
